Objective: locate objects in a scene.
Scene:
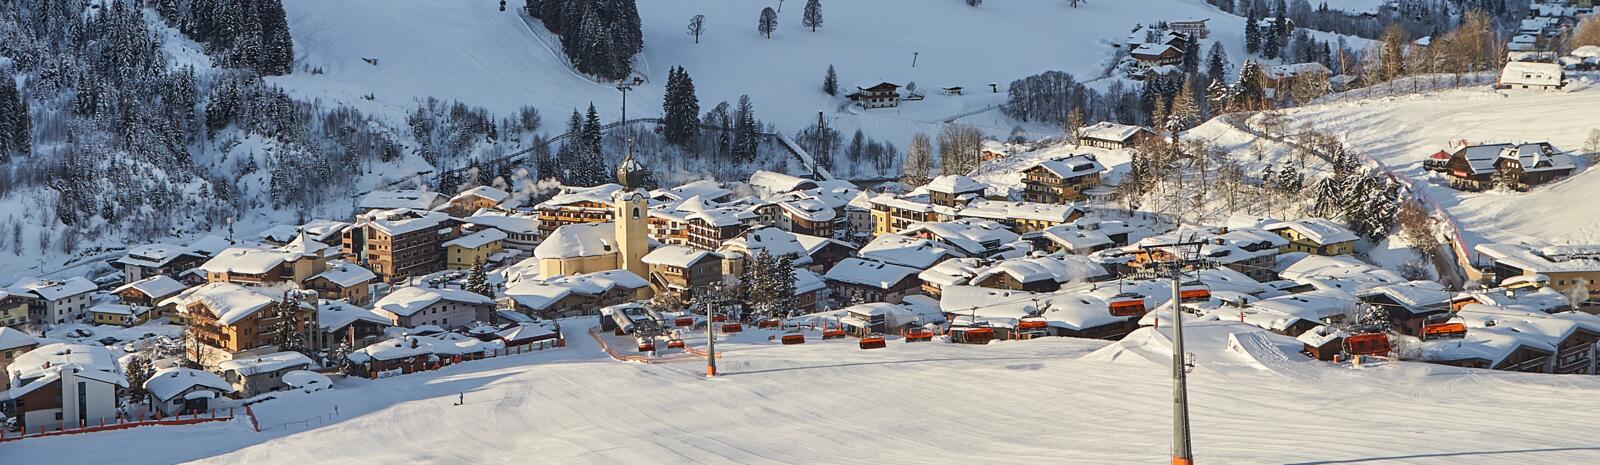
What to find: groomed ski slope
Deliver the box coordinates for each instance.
[10,320,1600,464]
[271,0,1367,142]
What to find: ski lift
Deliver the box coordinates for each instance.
[859,333,887,349]
[757,318,782,329]
[1178,282,1211,303]
[905,327,935,342]
[1421,315,1468,341]
[949,323,995,345]
[712,314,728,322]
[780,331,806,345]
[822,322,847,339]
[1109,294,1148,317]
[1017,317,1049,331]
[720,323,743,333]
[666,338,686,349]
[1344,328,1391,357]
[674,316,694,327]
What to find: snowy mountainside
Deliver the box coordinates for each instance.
[1184,78,1600,248]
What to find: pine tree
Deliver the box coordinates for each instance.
[758,7,778,39]
[1263,22,1282,60]
[1234,60,1265,111]
[273,291,308,355]
[332,342,353,374]
[124,356,155,402]
[1245,6,1261,54]
[661,66,702,149]
[772,254,798,317]
[802,0,823,32]
[0,73,17,160]
[822,65,838,96]
[256,0,294,75]
[1207,42,1229,83]
[732,95,759,162]
[468,259,492,297]
[1166,82,1200,133]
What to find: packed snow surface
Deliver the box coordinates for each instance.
[10,319,1600,464]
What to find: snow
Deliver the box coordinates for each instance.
[281,370,332,392]
[1027,154,1107,180]
[858,234,955,269]
[6,343,122,382]
[317,300,393,332]
[200,245,292,275]
[144,367,232,402]
[442,228,509,250]
[6,276,97,302]
[535,184,624,210]
[923,175,989,195]
[310,263,378,288]
[823,258,920,289]
[451,185,511,205]
[640,245,718,268]
[1262,218,1359,245]
[0,326,39,351]
[110,275,189,300]
[216,351,315,377]
[358,190,443,211]
[1477,242,1600,273]
[362,209,452,236]
[533,222,617,260]
[163,283,280,326]
[117,243,203,268]
[374,287,495,318]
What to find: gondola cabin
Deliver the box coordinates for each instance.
[950,325,996,345]
[1344,333,1391,356]
[1108,296,1148,317]
[666,338,685,349]
[1421,322,1468,340]
[859,334,887,349]
[822,327,847,339]
[712,314,728,322]
[758,318,782,329]
[905,327,935,342]
[637,337,655,352]
[1178,285,1210,303]
[781,332,806,345]
[674,316,694,327]
[720,323,743,333]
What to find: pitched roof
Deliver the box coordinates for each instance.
[823,258,921,289]
[1078,122,1148,143]
[0,327,38,351]
[161,283,284,325]
[1024,154,1105,180]
[443,228,509,250]
[1499,61,1563,87]
[317,299,393,331]
[533,222,618,260]
[216,351,315,376]
[641,245,720,268]
[112,275,189,300]
[859,234,956,269]
[116,243,204,268]
[144,367,232,401]
[452,185,511,204]
[1263,218,1359,245]
[359,189,443,211]
[924,175,988,195]
[310,262,378,288]
[8,276,97,301]
[375,286,494,318]
[535,184,624,209]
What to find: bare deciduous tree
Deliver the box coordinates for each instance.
[687,15,707,44]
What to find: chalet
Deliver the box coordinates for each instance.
[304,261,377,305]
[461,211,541,254]
[1278,254,1407,293]
[504,270,651,318]
[979,140,1031,162]
[1078,122,1156,150]
[851,81,901,109]
[794,233,856,273]
[1127,227,1287,282]
[837,301,943,337]
[7,276,96,327]
[89,303,154,327]
[0,327,39,390]
[859,234,958,270]
[1358,281,1454,337]
[899,219,1022,259]
[1497,61,1564,90]
[1033,224,1115,255]
[115,243,207,284]
[1263,62,1332,97]
[1021,155,1106,204]
[358,189,444,213]
[968,255,1109,293]
[3,343,126,432]
[113,275,188,316]
[956,200,1086,234]
[719,227,814,269]
[1263,218,1359,256]
[533,184,623,235]
[793,268,827,312]
[343,209,457,282]
[1444,142,1574,191]
[918,258,987,298]
[345,333,502,377]
[824,258,922,304]
[641,246,724,305]
[867,193,958,237]
[772,196,838,238]
[748,171,819,198]
[1476,243,1600,310]
[216,351,315,398]
[162,284,317,363]
[444,186,511,217]
[444,228,509,270]
[1169,18,1210,38]
[315,299,392,351]
[143,367,232,416]
[650,180,735,204]
[1130,43,1183,68]
[923,175,989,207]
[0,292,27,329]
[373,286,496,329]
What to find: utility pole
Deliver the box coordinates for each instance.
[1139,236,1209,465]
[911,51,919,67]
[815,111,827,179]
[617,84,634,160]
[704,282,720,377]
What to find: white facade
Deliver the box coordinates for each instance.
[37,291,92,326]
[379,300,486,329]
[20,368,122,432]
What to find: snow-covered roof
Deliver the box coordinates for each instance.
[971,255,1108,285]
[200,245,293,275]
[899,219,1020,256]
[1263,218,1359,245]
[1476,243,1600,273]
[536,184,624,210]
[256,225,303,244]
[188,235,234,257]
[463,212,541,235]
[363,208,452,236]
[116,243,204,268]
[1468,285,1571,314]
[375,286,494,318]
[1499,61,1563,87]
[794,268,826,295]
[495,323,556,342]
[451,185,511,204]
[1361,281,1453,312]
[360,189,443,211]
[749,170,817,196]
[350,333,503,363]
[775,197,838,223]
[1131,43,1178,58]
[1497,143,1575,174]
[924,175,988,195]
[318,299,393,331]
[0,327,38,351]
[959,200,1084,224]
[642,245,720,268]
[1248,289,1357,322]
[823,258,920,289]
[1078,122,1148,143]
[860,234,956,269]
[144,367,231,401]
[721,227,812,265]
[1025,154,1105,180]
[534,222,618,260]
[919,258,989,287]
[112,275,188,300]
[7,343,121,382]
[161,283,284,325]
[793,232,853,256]
[310,262,378,288]
[282,370,332,391]
[505,270,648,310]
[7,276,97,302]
[217,351,315,376]
[1277,254,1406,292]
[88,302,147,317]
[1041,225,1114,252]
[443,228,509,250]
[1572,45,1600,59]
[652,180,733,202]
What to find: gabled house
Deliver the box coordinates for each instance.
[1445,142,1574,191]
[1263,218,1359,256]
[824,258,922,304]
[316,299,392,351]
[115,243,208,284]
[0,327,40,390]
[7,277,97,327]
[1497,61,1564,90]
[533,184,624,235]
[1358,281,1454,336]
[503,270,651,318]
[444,185,512,217]
[641,246,725,305]
[1077,122,1155,150]
[4,343,126,432]
[162,284,318,361]
[1476,243,1600,310]
[216,351,315,398]
[143,367,232,416]
[851,81,901,109]
[372,286,496,330]
[1020,155,1105,204]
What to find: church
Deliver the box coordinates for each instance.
[531,154,653,280]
